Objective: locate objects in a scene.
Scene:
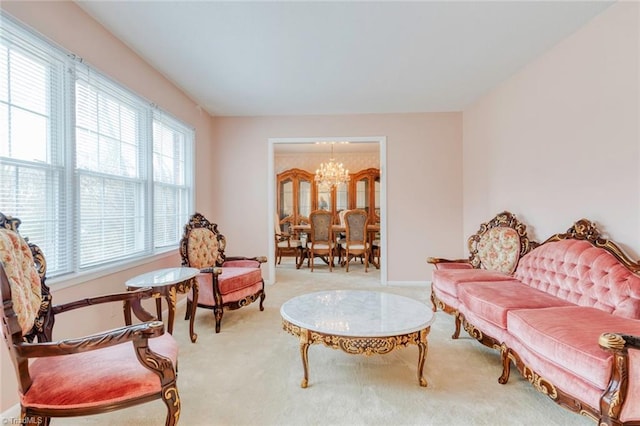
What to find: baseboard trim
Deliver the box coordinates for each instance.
[1,404,20,423]
[387,280,430,287]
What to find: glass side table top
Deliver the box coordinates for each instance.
[125,267,200,288]
[280,290,434,337]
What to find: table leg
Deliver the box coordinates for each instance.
[299,327,311,388]
[296,248,307,269]
[417,328,430,387]
[165,286,177,335]
[189,279,198,343]
[155,297,163,321]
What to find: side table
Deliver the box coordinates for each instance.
[124,267,200,343]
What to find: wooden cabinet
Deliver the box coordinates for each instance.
[277,168,314,233]
[277,167,380,229]
[349,168,380,224]
[316,180,349,224]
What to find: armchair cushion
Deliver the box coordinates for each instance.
[0,229,42,335]
[191,267,263,305]
[218,267,263,295]
[22,333,178,410]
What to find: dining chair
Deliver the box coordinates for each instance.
[307,210,335,272]
[275,216,303,266]
[0,212,180,426]
[341,209,370,272]
[336,209,348,265]
[371,236,381,268]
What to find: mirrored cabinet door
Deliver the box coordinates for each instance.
[336,184,348,223]
[276,168,315,230]
[298,178,312,223]
[278,167,379,228]
[278,177,295,231]
[349,168,380,225]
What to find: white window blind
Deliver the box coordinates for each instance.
[0,16,71,276]
[0,13,194,279]
[75,66,151,269]
[153,111,193,249]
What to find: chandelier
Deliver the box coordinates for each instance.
[314,142,350,190]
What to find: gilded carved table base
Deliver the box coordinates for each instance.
[282,319,430,388]
[125,276,199,343]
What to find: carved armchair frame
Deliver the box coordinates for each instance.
[0,213,179,425]
[179,212,267,333]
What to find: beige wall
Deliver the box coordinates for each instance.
[211,113,464,283]
[0,1,214,411]
[463,1,640,255]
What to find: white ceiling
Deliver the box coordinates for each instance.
[76,1,614,117]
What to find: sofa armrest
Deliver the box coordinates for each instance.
[599,332,640,423]
[426,257,473,270]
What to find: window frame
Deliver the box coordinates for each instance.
[0,12,195,284]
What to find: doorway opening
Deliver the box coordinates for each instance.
[267,136,387,285]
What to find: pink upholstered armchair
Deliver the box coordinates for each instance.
[180,212,266,333]
[0,213,180,426]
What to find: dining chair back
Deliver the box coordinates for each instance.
[308,210,335,272]
[342,209,370,272]
[275,215,303,265]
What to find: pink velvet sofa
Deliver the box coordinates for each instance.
[430,218,640,425]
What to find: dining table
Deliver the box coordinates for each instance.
[291,223,380,269]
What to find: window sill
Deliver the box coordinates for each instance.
[47,248,180,291]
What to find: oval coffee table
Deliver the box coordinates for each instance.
[281,289,435,388]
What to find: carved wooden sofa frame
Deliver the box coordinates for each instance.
[453,220,640,425]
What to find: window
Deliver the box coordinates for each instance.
[0,13,194,279]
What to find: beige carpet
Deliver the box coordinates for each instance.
[16,259,593,425]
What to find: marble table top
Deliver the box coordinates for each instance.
[126,267,200,288]
[280,290,434,337]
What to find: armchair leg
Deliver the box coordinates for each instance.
[161,385,181,426]
[214,307,223,333]
[259,291,265,311]
[22,410,49,426]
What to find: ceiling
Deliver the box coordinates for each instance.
[76,1,614,117]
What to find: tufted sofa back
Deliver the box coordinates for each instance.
[513,239,640,319]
